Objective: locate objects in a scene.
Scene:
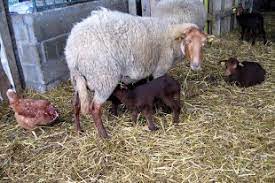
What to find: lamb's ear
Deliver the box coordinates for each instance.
[171,23,199,40]
[233,63,238,69]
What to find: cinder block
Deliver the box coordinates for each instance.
[11,15,29,42]
[41,57,69,84]
[21,65,44,84]
[25,82,47,93]
[19,43,41,65]
[41,34,68,62]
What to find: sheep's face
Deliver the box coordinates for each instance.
[182,28,207,71]
[236,4,244,16]
[223,58,240,76]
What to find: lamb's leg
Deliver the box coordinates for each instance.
[108,95,121,116]
[251,28,256,45]
[162,94,181,124]
[73,92,82,133]
[132,110,138,123]
[261,27,267,44]
[142,107,158,131]
[90,101,109,138]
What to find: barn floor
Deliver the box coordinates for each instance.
[1,20,275,182]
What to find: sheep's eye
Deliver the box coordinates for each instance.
[185,39,191,44]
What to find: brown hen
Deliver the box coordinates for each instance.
[6,89,59,130]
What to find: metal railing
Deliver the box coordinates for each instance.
[33,0,95,12]
[8,0,95,12]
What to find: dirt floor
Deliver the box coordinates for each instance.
[0,15,275,183]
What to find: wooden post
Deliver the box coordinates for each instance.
[0,0,23,92]
[128,0,137,15]
[141,0,151,16]
[204,0,209,33]
[0,59,10,101]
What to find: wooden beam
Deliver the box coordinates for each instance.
[0,0,23,92]
[141,0,151,16]
[0,59,10,101]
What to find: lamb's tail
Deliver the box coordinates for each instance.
[71,71,90,115]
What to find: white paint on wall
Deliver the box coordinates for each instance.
[0,34,14,100]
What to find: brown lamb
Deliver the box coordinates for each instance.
[112,74,181,131]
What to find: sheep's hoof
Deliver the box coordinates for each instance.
[98,129,110,139]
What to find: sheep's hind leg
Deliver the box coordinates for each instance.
[73,91,82,133]
[90,101,109,138]
[251,29,256,45]
[261,28,267,44]
[240,27,245,41]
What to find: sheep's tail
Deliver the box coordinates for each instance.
[71,71,90,115]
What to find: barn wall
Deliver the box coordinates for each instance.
[11,0,128,92]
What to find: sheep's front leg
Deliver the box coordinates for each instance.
[142,107,158,131]
[261,28,267,44]
[73,92,82,133]
[240,27,245,41]
[90,102,109,138]
[251,29,256,45]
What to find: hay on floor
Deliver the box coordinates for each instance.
[0,31,274,182]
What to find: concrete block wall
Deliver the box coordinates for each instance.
[11,0,128,92]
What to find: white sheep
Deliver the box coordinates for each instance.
[151,0,207,30]
[65,8,207,138]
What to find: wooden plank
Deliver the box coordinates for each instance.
[128,0,137,15]
[148,0,159,16]
[212,0,222,35]
[0,0,23,92]
[208,0,214,34]
[141,0,151,16]
[220,0,233,33]
[0,58,10,101]
[204,0,210,33]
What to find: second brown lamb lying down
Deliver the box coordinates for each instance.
[112,74,181,131]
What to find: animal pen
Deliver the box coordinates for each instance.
[0,0,275,182]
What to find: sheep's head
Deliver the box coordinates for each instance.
[173,24,207,71]
[236,3,244,16]
[220,57,243,76]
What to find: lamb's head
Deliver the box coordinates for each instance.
[172,24,207,71]
[219,57,242,76]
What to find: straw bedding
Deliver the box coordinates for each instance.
[0,21,274,182]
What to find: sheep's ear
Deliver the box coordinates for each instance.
[171,24,198,40]
[175,36,184,41]
[238,62,244,67]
